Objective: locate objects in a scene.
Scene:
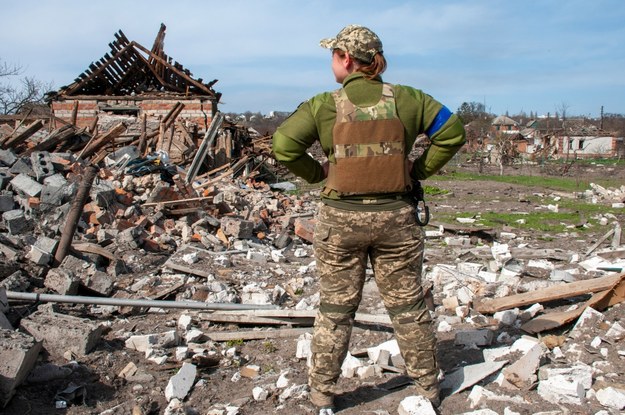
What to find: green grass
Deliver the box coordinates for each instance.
[432,196,623,233]
[434,171,621,192]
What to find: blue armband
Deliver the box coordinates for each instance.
[425,106,452,137]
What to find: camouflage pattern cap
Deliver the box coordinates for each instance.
[320,24,383,63]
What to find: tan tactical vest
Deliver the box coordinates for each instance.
[325,83,410,196]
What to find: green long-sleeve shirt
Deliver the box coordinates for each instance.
[272,73,465,206]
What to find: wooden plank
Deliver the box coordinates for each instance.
[474,273,625,314]
[79,122,126,159]
[163,260,212,278]
[131,41,215,96]
[24,125,80,155]
[200,313,314,326]
[205,328,312,342]
[206,309,392,326]
[71,242,118,261]
[142,196,213,207]
[2,119,44,148]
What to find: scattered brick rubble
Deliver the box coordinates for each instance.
[0,115,624,413]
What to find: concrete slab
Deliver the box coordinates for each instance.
[19,310,103,357]
[0,329,42,407]
[441,360,508,396]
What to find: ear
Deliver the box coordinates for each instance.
[342,53,355,71]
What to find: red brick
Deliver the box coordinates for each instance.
[294,218,316,243]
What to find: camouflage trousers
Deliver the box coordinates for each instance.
[309,204,438,395]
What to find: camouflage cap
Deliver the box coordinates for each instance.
[320,24,383,63]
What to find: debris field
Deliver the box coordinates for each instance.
[1,24,625,415]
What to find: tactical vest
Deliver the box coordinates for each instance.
[325,83,410,196]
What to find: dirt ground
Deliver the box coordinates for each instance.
[2,162,625,415]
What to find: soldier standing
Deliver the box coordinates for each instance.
[272,24,466,414]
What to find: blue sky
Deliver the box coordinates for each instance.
[1,0,624,118]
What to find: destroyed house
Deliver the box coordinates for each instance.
[49,24,221,132]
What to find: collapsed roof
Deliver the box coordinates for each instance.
[53,23,221,101]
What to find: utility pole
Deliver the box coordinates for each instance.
[600,106,604,130]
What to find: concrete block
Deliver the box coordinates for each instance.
[0,149,17,167]
[178,314,193,331]
[341,352,364,378]
[116,226,144,249]
[441,360,508,396]
[537,375,585,405]
[0,329,42,407]
[165,362,196,402]
[81,270,114,296]
[34,236,58,256]
[245,250,268,264]
[538,364,593,390]
[90,181,117,207]
[26,246,51,265]
[468,385,527,409]
[444,236,471,247]
[184,329,205,343]
[296,332,312,360]
[174,347,188,361]
[30,152,55,181]
[0,271,30,292]
[356,364,377,379]
[605,321,625,341]
[0,193,14,212]
[595,387,625,410]
[0,287,8,313]
[510,335,541,354]
[252,386,269,401]
[398,395,437,415]
[367,339,401,363]
[42,173,67,187]
[9,173,42,197]
[20,310,103,357]
[8,159,34,176]
[40,185,66,207]
[0,170,11,190]
[502,343,545,388]
[44,268,79,295]
[278,383,308,403]
[220,216,254,239]
[455,329,494,347]
[125,330,179,352]
[570,307,604,339]
[0,311,12,330]
[494,309,519,326]
[2,209,27,235]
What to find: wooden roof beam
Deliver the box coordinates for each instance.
[131,41,216,96]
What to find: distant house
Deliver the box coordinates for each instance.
[558,135,624,159]
[491,115,520,135]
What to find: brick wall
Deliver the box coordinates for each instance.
[52,98,214,130]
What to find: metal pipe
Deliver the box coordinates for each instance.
[6,291,278,311]
[53,164,99,266]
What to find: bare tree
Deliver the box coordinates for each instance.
[0,58,52,114]
[492,132,519,176]
[556,101,570,125]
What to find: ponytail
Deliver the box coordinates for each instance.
[357,53,387,80]
[335,49,387,80]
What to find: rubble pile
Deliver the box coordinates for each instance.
[587,182,625,207]
[0,117,624,414]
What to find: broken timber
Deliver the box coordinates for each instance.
[185,111,224,184]
[474,272,625,314]
[521,275,625,333]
